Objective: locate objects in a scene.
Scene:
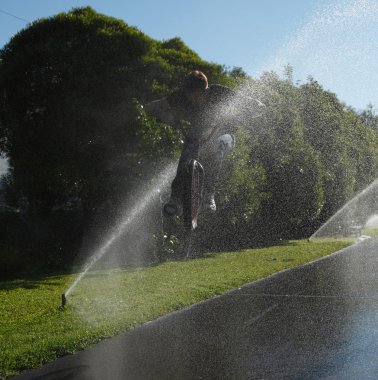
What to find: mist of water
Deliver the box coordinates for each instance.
[258,0,378,109]
[310,178,378,240]
[65,162,176,298]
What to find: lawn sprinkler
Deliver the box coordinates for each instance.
[61,293,67,308]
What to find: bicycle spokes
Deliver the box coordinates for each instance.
[183,159,204,231]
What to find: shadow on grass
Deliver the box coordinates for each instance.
[151,238,298,266]
[0,237,302,291]
[200,238,295,255]
[0,271,74,291]
[0,278,62,291]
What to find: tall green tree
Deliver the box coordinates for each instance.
[250,78,324,239]
[298,79,378,224]
[0,7,152,212]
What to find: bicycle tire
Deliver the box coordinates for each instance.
[183,159,204,231]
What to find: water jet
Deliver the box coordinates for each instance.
[310,178,378,240]
[65,162,176,298]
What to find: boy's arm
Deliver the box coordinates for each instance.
[145,90,190,127]
[144,97,176,124]
[214,97,266,139]
[237,95,267,122]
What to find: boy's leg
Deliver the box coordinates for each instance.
[201,134,235,212]
[164,134,200,216]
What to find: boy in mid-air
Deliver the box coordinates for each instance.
[145,70,265,216]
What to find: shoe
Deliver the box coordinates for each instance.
[163,197,182,217]
[202,193,216,213]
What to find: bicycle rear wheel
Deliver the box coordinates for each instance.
[183,159,204,231]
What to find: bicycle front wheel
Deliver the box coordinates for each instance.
[183,159,204,231]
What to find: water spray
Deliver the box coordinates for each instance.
[310,178,378,240]
[64,163,176,299]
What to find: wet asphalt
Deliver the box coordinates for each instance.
[11,238,378,379]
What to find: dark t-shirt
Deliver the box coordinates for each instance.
[166,84,236,140]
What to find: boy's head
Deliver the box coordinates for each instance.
[182,70,208,92]
[182,71,208,105]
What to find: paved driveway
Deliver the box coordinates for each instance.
[12,239,378,379]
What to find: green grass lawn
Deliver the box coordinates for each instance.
[0,239,351,378]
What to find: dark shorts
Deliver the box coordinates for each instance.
[170,129,228,199]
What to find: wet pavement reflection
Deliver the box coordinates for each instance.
[13,239,378,379]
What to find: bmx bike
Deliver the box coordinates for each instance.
[160,133,234,259]
[179,133,235,231]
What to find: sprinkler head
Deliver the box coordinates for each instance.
[61,293,67,308]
